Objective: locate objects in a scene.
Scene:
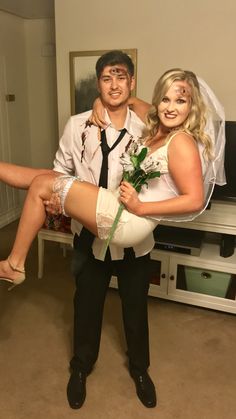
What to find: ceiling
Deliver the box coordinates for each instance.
[0,0,54,19]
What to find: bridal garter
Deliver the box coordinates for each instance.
[52,174,80,216]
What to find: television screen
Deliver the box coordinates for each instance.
[211,121,236,202]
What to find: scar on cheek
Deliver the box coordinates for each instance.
[109,67,128,76]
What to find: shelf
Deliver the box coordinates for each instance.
[161,200,236,235]
[161,242,236,274]
[149,240,236,314]
[109,200,236,314]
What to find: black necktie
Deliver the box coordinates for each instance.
[99,128,127,187]
[78,128,127,250]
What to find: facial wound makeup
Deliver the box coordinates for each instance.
[109,66,128,77]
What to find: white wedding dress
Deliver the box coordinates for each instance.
[55,77,226,249]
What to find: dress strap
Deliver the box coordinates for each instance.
[165,130,194,147]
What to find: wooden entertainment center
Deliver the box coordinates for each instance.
[38,200,236,314]
[111,200,236,314]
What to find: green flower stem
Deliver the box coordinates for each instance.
[100,175,146,260]
[100,203,125,260]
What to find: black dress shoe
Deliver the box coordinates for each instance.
[130,371,157,408]
[67,371,86,409]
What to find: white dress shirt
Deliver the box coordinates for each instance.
[53,109,155,260]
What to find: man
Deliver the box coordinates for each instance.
[53,50,156,409]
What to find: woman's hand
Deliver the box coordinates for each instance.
[119,181,142,215]
[89,97,108,129]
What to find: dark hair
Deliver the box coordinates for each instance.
[95,50,134,79]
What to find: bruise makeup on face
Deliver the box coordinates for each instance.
[109,66,129,77]
[173,83,192,100]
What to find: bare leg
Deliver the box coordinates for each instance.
[0,161,52,189]
[0,173,99,285]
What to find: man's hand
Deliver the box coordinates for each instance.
[43,192,62,215]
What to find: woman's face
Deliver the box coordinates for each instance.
[157,80,192,130]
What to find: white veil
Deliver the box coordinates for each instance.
[198,76,226,186]
[160,76,226,222]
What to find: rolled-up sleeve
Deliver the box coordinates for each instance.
[53,117,77,175]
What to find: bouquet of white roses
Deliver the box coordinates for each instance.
[100,139,161,260]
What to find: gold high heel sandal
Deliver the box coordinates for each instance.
[0,258,25,291]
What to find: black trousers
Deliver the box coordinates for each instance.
[70,234,151,375]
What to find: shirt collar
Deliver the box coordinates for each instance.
[103,108,145,137]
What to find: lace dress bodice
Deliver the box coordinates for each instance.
[138,132,211,223]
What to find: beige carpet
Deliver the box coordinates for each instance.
[0,221,236,419]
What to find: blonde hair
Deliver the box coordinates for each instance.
[145,68,213,159]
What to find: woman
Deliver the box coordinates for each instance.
[0,69,225,289]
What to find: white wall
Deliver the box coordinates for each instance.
[0,11,30,224]
[0,11,58,225]
[0,11,58,169]
[0,11,31,165]
[55,0,236,135]
[24,18,58,168]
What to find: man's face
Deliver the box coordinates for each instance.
[97,65,135,109]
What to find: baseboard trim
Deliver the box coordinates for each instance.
[0,207,22,229]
